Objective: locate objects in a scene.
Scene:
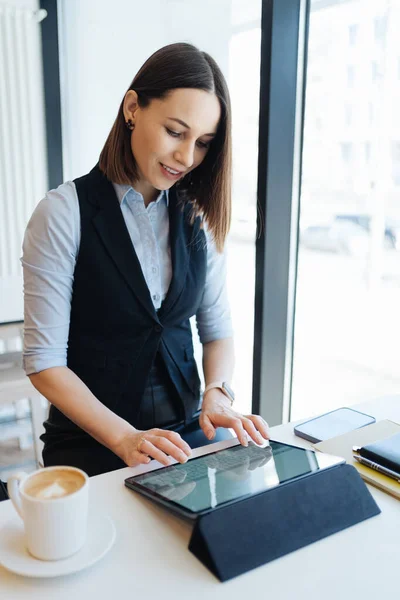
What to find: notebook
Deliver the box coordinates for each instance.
[359,433,400,472]
[313,419,400,500]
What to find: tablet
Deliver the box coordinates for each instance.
[124,440,345,520]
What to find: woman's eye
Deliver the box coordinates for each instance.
[166,127,181,138]
[166,127,210,150]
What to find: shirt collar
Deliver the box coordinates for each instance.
[113,183,169,207]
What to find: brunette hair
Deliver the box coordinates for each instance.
[99,43,232,251]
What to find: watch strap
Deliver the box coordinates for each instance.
[203,381,234,404]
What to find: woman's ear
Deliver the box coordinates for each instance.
[123,90,139,122]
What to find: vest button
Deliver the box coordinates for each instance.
[154,324,162,332]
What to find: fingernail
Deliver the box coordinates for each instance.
[242,438,248,446]
[207,430,214,440]
[257,435,264,444]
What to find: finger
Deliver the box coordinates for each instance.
[151,436,189,464]
[201,410,238,431]
[247,415,270,439]
[199,413,216,440]
[227,417,248,446]
[140,439,171,466]
[207,413,248,446]
[158,430,192,457]
[241,417,265,445]
[127,452,151,467]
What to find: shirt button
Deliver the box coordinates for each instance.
[153,293,160,301]
[152,267,158,274]
[154,324,162,332]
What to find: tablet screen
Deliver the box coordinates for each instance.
[125,440,343,516]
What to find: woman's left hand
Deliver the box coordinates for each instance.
[199,388,270,446]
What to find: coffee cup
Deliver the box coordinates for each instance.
[7,466,89,561]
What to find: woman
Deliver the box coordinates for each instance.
[22,43,269,477]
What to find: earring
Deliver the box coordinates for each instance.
[126,119,135,131]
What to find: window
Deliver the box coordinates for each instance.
[374,15,387,45]
[349,24,358,47]
[371,61,380,82]
[347,65,355,87]
[292,0,400,421]
[340,142,353,162]
[345,104,352,126]
[369,102,374,124]
[365,142,371,164]
[392,141,400,186]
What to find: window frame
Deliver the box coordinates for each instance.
[252,0,309,426]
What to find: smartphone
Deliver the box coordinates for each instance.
[293,407,376,444]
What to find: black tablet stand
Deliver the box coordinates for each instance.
[189,464,380,582]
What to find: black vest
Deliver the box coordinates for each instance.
[46,165,207,437]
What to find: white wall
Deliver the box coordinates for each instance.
[0,0,47,323]
[0,0,38,7]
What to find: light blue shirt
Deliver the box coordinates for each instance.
[22,181,233,375]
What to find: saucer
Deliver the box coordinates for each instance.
[0,512,116,578]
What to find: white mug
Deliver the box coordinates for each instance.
[8,465,89,561]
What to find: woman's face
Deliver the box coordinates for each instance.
[123,88,221,200]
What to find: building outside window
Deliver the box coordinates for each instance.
[293,0,400,420]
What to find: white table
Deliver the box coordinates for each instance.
[1,396,399,599]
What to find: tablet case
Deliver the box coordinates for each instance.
[189,464,380,582]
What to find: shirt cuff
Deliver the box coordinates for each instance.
[23,354,67,376]
[198,326,234,345]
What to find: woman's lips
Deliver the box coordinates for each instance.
[160,163,183,180]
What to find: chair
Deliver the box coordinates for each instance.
[0,324,47,469]
[0,480,8,501]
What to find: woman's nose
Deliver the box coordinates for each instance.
[175,142,195,169]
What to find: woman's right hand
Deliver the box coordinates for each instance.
[113,427,192,467]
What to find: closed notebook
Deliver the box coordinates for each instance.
[313,419,400,500]
[359,433,400,473]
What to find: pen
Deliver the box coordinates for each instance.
[352,454,400,483]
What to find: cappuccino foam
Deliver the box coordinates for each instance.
[24,469,85,500]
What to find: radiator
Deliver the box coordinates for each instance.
[0,4,48,323]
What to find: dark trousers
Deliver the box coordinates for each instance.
[43,358,232,477]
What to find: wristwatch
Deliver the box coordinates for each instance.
[203,381,235,405]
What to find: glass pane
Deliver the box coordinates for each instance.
[227,8,261,415]
[159,1,261,416]
[292,0,400,421]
